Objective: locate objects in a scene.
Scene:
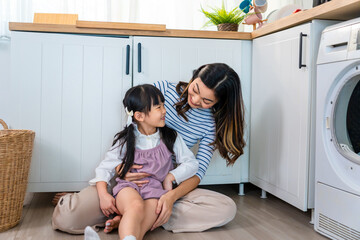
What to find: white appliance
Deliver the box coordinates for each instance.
[315,18,360,239]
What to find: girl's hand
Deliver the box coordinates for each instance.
[99,192,120,217]
[163,173,175,191]
[120,164,151,187]
[151,191,176,231]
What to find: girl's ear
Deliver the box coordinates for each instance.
[134,111,145,122]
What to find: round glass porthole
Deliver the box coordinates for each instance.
[332,72,360,165]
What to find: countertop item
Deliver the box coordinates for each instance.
[76,20,166,32]
[266,4,301,24]
[8,0,360,40]
[252,0,360,38]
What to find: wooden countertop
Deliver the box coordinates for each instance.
[8,22,252,40]
[9,0,360,40]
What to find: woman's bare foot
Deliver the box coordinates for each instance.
[104,215,121,233]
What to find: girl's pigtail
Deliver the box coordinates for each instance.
[119,124,136,179]
[160,125,177,154]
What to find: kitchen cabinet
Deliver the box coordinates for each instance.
[250,20,337,211]
[132,36,251,187]
[8,31,251,192]
[10,32,132,192]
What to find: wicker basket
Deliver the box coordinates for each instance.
[0,119,35,232]
[217,23,239,31]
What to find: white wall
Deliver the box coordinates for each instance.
[0,39,11,129]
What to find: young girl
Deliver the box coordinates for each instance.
[88,84,198,240]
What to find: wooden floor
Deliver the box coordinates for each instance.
[0,184,328,240]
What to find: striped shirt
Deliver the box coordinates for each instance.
[154,80,216,180]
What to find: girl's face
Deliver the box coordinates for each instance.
[187,77,217,109]
[143,101,166,129]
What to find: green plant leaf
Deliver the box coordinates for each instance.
[200,1,251,28]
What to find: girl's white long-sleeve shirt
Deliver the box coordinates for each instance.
[89,126,198,186]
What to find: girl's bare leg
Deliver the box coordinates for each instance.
[116,187,145,239]
[138,199,159,240]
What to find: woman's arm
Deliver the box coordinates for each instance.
[168,175,200,200]
[151,175,200,230]
[153,80,169,96]
[151,129,215,230]
[169,134,198,184]
[116,164,151,187]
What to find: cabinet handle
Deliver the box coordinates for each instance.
[299,32,307,69]
[138,43,142,73]
[126,45,130,75]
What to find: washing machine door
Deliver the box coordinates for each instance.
[333,69,360,163]
[325,62,360,190]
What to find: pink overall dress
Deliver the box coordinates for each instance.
[112,141,173,200]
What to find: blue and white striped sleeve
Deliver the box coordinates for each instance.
[154,80,169,96]
[196,126,216,180]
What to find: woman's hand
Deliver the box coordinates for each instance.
[151,175,201,230]
[99,192,120,217]
[163,173,175,191]
[117,164,151,187]
[151,191,176,231]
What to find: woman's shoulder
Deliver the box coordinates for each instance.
[154,80,181,102]
[154,80,177,92]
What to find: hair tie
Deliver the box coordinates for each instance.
[125,107,134,127]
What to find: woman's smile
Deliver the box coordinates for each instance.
[189,96,200,107]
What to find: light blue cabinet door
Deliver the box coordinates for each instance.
[250,23,312,210]
[133,36,251,185]
[11,32,132,191]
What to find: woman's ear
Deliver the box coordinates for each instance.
[134,111,145,122]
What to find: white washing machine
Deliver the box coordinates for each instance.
[315,18,360,240]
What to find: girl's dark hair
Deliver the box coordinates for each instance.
[175,63,246,165]
[113,84,177,179]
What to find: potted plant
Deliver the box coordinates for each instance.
[201,2,249,31]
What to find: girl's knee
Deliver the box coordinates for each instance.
[127,199,145,215]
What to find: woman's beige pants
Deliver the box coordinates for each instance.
[52,186,236,234]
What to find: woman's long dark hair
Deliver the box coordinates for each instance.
[113,84,177,179]
[175,63,246,165]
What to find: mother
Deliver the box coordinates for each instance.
[52,63,246,234]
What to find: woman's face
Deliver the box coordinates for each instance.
[187,77,217,109]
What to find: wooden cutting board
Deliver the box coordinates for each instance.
[34,13,78,25]
[76,20,166,31]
